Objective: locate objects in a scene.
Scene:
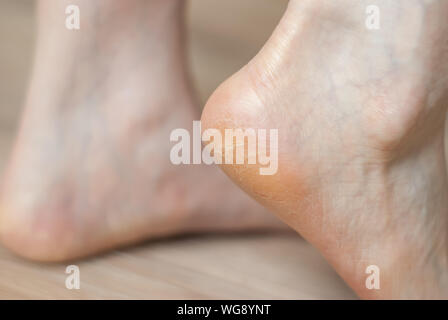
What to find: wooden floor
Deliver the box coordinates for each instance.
[0,0,355,299]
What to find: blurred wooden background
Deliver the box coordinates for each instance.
[0,0,355,299]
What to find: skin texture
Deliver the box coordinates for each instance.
[202,0,448,298]
[0,0,284,262]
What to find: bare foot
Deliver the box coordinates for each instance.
[202,0,448,298]
[0,0,283,262]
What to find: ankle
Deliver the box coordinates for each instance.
[37,0,184,40]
